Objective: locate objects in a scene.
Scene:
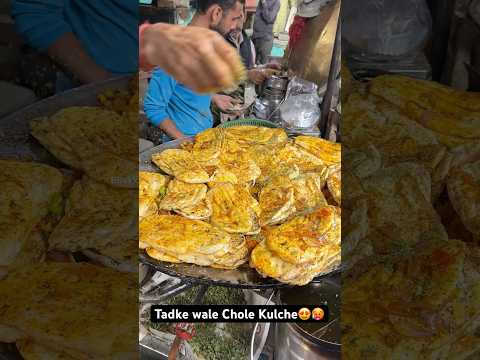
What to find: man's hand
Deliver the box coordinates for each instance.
[158,118,186,140]
[265,62,282,70]
[212,94,241,112]
[142,23,244,93]
[247,68,278,84]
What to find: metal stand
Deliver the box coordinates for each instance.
[321,19,341,141]
[141,267,190,303]
[192,285,209,305]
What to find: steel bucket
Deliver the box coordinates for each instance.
[275,276,341,360]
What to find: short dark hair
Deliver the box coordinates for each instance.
[196,0,242,13]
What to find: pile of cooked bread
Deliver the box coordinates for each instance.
[0,98,138,359]
[97,75,139,114]
[139,126,342,286]
[341,66,480,359]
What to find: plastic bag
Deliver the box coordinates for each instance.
[280,93,321,130]
[285,76,319,96]
[342,0,432,57]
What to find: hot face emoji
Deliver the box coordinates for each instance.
[298,307,311,320]
[312,307,325,321]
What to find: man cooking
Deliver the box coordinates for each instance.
[144,0,244,142]
[140,17,247,94]
[13,0,249,95]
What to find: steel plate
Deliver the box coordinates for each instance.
[139,138,342,289]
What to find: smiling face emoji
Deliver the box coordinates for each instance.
[298,307,311,320]
[312,307,325,321]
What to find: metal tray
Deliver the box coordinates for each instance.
[0,76,131,163]
[139,139,341,289]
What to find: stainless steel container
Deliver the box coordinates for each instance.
[275,322,340,360]
[255,88,285,122]
[263,92,284,123]
[254,75,288,121]
[264,76,288,92]
[275,277,341,360]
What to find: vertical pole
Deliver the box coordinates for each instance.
[321,4,341,140]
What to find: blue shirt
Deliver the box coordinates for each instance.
[144,68,213,137]
[12,0,138,75]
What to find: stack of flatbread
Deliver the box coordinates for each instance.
[0,87,139,359]
[141,126,343,285]
[0,160,63,278]
[250,206,341,285]
[140,214,248,269]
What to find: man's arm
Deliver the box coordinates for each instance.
[143,69,186,140]
[157,118,185,140]
[47,33,112,84]
[12,0,111,84]
[140,22,246,93]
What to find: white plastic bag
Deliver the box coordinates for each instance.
[280,93,321,130]
[286,76,319,96]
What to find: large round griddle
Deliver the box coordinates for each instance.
[139,137,342,288]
